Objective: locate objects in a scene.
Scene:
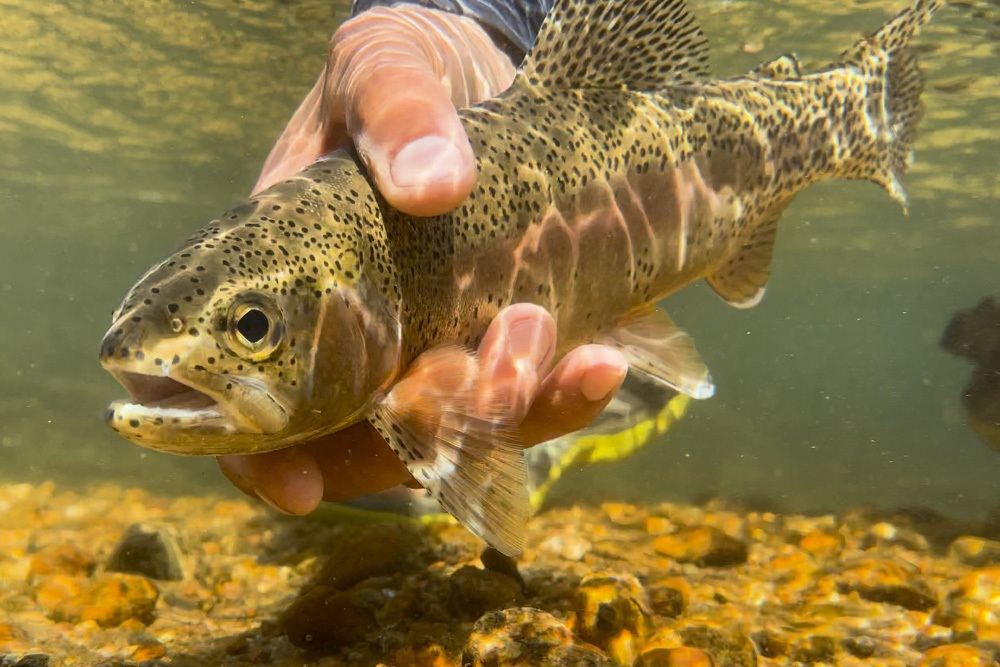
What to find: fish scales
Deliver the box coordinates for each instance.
[100,0,945,555]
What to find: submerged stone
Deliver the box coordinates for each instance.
[105,523,184,582]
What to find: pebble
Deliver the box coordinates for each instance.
[462,607,612,667]
[279,585,378,652]
[3,482,1000,665]
[105,522,185,581]
[574,572,650,653]
[936,565,1000,638]
[51,573,158,628]
[448,565,524,620]
[917,643,997,666]
[837,557,938,611]
[634,647,715,667]
[951,537,1000,568]
[653,527,748,567]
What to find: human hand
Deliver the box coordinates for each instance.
[218,304,628,514]
[253,5,517,216]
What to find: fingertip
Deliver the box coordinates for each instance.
[519,344,629,447]
[577,348,629,403]
[380,135,477,216]
[231,449,324,516]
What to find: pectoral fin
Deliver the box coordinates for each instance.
[370,345,529,557]
[601,308,714,399]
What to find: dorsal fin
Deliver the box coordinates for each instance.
[518,0,710,91]
[750,53,803,80]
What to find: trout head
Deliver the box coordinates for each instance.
[100,168,401,455]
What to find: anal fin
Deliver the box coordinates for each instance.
[706,201,788,309]
[370,345,529,557]
[600,308,714,400]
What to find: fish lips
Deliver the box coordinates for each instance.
[102,363,290,455]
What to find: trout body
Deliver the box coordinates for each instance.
[101,0,944,554]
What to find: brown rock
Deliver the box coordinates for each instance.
[574,572,650,650]
[798,531,843,560]
[314,524,429,591]
[635,647,715,667]
[950,537,1000,568]
[648,577,690,618]
[837,558,937,611]
[789,635,837,663]
[462,607,613,666]
[27,543,94,580]
[279,585,377,653]
[105,523,185,581]
[653,527,748,567]
[917,643,996,666]
[936,565,1000,633]
[448,565,524,621]
[52,573,158,627]
[678,625,758,667]
[129,640,166,661]
[860,522,930,552]
[33,574,84,613]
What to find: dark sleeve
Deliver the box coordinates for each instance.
[349,0,553,62]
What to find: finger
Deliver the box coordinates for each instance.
[252,74,351,195]
[304,422,416,503]
[477,303,557,422]
[329,8,515,216]
[217,447,324,515]
[519,344,629,447]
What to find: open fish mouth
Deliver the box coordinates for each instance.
[115,372,219,412]
[104,370,236,453]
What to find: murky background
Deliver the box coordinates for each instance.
[1,0,997,520]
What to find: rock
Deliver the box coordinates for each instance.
[27,543,94,581]
[105,523,184,581]
[798,531,843,560]
[936,565,1000,635]
[837,557,937,611]
[8,656,49,667]
[842,635,879,658]
[917,643,996,666]
[313,524,429,591]
[574,572,650,652]
[480,546,526,593]
[678,625,758,667]
[950,537,1000,568]
[789,635,836,663]
[52,573,158,628]
[278,585,377,653]
[648,577,690,618]
[33,574,85,613]
[462,607,613,667]
[859,522,930,552]
[634,647,715,667]
[653,527,748,567]
[448,565,524,621]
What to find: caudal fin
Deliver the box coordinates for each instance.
[835,0,944,210]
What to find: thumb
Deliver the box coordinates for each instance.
[328,7,515,216]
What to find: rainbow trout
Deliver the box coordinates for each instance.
[100,0,944,555]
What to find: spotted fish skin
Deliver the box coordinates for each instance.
[100,0,944,555]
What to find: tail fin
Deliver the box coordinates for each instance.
[835,0,944,210]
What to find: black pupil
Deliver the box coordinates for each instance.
[237,309,269,344]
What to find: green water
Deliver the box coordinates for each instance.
[1,0,997,519]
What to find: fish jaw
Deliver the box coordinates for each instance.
[100,334,291,454]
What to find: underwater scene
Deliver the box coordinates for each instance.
[1,0,999,664]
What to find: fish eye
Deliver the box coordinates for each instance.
[236,309,269,344]
[224,293,284,360]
